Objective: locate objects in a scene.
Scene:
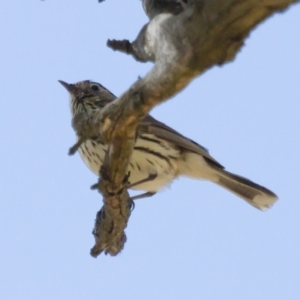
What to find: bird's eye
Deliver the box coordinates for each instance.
[91,85,99,91]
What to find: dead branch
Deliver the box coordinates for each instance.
[73,0,298,257]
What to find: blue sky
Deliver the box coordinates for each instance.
[1,1,299,299]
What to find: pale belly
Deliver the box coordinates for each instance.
[78,134,181,192]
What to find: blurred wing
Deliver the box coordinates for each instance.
[140,115,224,168]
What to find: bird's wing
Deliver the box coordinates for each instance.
[140,115,224,169]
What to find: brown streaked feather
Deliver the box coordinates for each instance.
[140,115,224,169]
[72,81,223,169]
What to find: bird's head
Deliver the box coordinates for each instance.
[58,80,116,116]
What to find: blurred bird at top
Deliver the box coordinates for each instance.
[142,0,187,19]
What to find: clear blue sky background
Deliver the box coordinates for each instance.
[1,1,299,299]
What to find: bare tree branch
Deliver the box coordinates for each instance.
[73,0,298,257]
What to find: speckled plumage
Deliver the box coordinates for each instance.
[59,80,277,210]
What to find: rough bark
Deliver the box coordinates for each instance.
[73,0,298,257]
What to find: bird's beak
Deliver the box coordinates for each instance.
[58,80,75,94]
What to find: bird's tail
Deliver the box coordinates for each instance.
[179,153,278,210]
[213,168,278,210]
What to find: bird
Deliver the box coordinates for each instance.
[59,79,278,210]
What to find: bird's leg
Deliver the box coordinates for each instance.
[127,173,157,188]
[68,136,86,155]
[127,173,157,202]
[91,173,157,205]
[130,192,156,201]
[90,171,131,191]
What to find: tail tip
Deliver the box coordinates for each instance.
[253,194,278,211]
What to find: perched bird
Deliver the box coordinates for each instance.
[59,80,277,210]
